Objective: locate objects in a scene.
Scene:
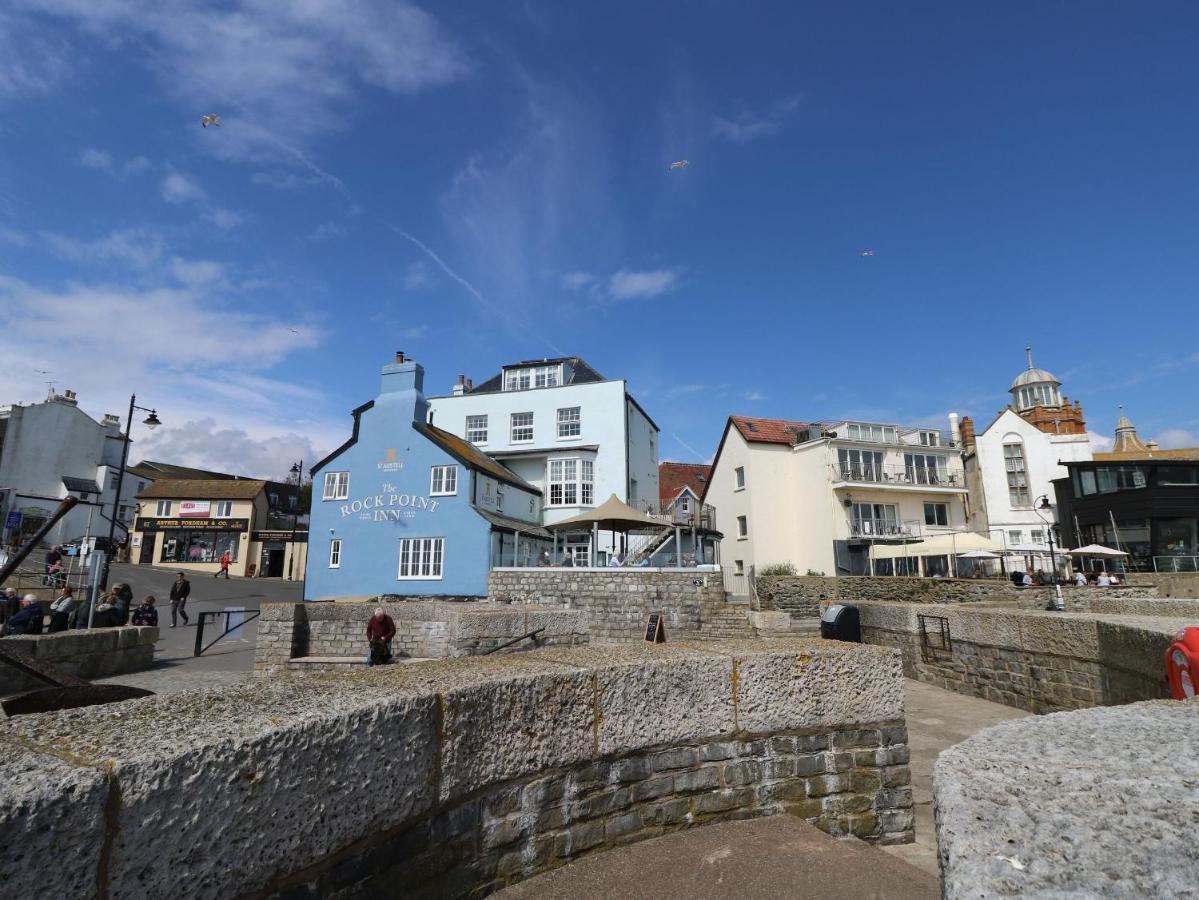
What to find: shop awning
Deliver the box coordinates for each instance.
[1067,544,1128,557]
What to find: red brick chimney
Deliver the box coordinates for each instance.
[959,415,976,450]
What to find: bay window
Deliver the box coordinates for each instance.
[548,458,594,506]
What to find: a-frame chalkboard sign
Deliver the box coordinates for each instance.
[644,612,666,643]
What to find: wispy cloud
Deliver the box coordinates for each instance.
[745,390,767,402]
[17,0,470,163]
[713,94,803,144]
[608,268,678,301]
[0,10,71,100]
[1152,428,1199,450]
[401,261,435,290]
[78,148,113,172]
[42,227,167,269]
[158,168,244,229]
[1087,430,1114,453]
[77,148,155,180]
[667,383,708,398]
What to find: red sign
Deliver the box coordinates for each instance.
[179,501,211,518]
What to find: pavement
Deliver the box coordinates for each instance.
[92,563,302,693]
[495,815,939,900]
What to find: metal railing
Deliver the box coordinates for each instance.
[831,464,964,488]
[632,500,717,530]
[481,627,546,655]
[850,518,921,540]
[194,608,261,657]
[1152,556,1199,573]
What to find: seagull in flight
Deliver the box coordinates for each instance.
[200,114,221,128]
[667,159,689,172]
[861,250,875,257]
[288,328,299,334]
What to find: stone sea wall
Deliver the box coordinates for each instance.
[756,575,1158,616]
[856,602,1184,712]
[255,601,589,671]
[0,626,157,694]
[0,640,911,900]
[487,569,728,642]
[935,699,1199,897]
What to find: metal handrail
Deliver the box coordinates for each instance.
[1152,556,1199,573]
[831,464,964,487]
[193,608,261,657]
[850,518,922,539]
[481,627,545,655]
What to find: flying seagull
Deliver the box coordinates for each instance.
[288,328,299,334]
[861,250,875,257]
[200,114,221,128]
[667,159,689,171]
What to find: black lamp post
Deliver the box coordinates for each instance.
[1035,494,1065,610]
[101,395,160,590]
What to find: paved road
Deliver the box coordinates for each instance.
[94,563,302,693]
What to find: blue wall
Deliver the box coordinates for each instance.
[305,361,492,600]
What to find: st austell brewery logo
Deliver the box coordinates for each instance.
[377,447,405,472]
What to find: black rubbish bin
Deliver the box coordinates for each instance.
[820,604,861,643]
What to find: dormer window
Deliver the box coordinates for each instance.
[918,430,940,447]
[504,364,561,391]
[846,423,898,443]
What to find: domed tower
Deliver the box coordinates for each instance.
[1112,406,1149,453]
[1008,347,1086,435]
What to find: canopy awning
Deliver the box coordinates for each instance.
[956,549,1002,559]
[1005,543,1055,553]
[1067,544,1129,557]
[870,531,1002,559]
[548,494,665,533]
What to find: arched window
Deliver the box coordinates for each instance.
[1002,438,1030,507]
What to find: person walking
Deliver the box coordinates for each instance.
[131,596,159,627]
[366,607,396,666]
[215,550,232,579]
[44,545,62,585]
[48,586,78,633]
[169,571,191,627]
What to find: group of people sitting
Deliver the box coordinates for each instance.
[1,583,159,636]
[1011,569,1123,587]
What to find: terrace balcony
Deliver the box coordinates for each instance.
[633,500,717,531]
[830,463,967,493]
[848,517,923,543]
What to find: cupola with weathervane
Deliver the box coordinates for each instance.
[1006,346,1086,436]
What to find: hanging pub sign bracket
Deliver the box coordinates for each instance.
[645,612,667,644]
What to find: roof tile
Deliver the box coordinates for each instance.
[730,416,810,445]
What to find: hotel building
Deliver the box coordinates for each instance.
[704,416,974,577]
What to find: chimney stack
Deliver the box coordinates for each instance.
[453,374,466,397]
[395,350,406,364]
[959,415,976,450]
[948,412,962,446]
[465,378,473,392]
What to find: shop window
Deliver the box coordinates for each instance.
[430,465,458,496]
[329,539,341,568]
[1157,467,1198,487]
[398,537,444,579]
[160,530,240,564]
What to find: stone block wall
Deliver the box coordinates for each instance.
[856,602,1184,713]
[0,627,158,694]
[0,640,911,900]
[255,601,590,671]
[487,569,728,642]
[1013,585,1159,612]
[1135,573,1199,598]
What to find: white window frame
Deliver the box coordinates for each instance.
[430,465,458,496]
[155,500,172,516]
[511,412,534,443]
[1031,529,1044,545]
[398,537,444,580]
[736,515,748,538]
[323,471,350,500]
[329,539,341,568]
[734,467,745,490]
[465,414,488,444]
[547,457,594,507]
[923,502,949,527]
[847,423,898,443]
[918,430,941,447]
[1003,442,1030,507]
[1008,529,1023,545]
[215,500,233,517]
[557,406,581,439]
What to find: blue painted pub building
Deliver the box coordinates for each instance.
[306,353,546,600]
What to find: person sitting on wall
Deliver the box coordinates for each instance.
[112,583,134,625]
[1108,572,1122,586]
[92,599,120,628]
[3,595,44,636]
[366,607,396,666]
[48,586,78,633]
[608,552,623,567]
[1096,571,1112,587]
[1073,569,1088,586]
[131,596,159,627]
[1021,570,1034,587]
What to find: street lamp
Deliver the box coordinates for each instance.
[1035,494,1065,611]
[101,395,160,591]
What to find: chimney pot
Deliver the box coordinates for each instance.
[395,351,405,364]
[466,378,473,391]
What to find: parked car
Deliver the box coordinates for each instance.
[60,535,114,556]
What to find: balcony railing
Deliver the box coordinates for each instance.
[850,517,922,540]
[831,464,965,489]
[633,500,717,530]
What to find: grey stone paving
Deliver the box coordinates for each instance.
[879,679,1028,876]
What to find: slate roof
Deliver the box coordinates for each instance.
[658,462,712,505]
[472,508,552,538]
[414,422,541,494]
[129,460,242,481]
[730,416,810,445]
[62,476,101,494]
[136,479,267,500]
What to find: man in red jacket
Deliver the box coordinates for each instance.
[366,607,395,666]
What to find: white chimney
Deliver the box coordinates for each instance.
[948,412,962,446]
[452,374,466,397]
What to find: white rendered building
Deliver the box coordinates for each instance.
[959,350,1093,555]
[0,390,149,550]
[427,357,659,562]
[704,416,977,578]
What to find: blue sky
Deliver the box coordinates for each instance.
[1,1,1197,475]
